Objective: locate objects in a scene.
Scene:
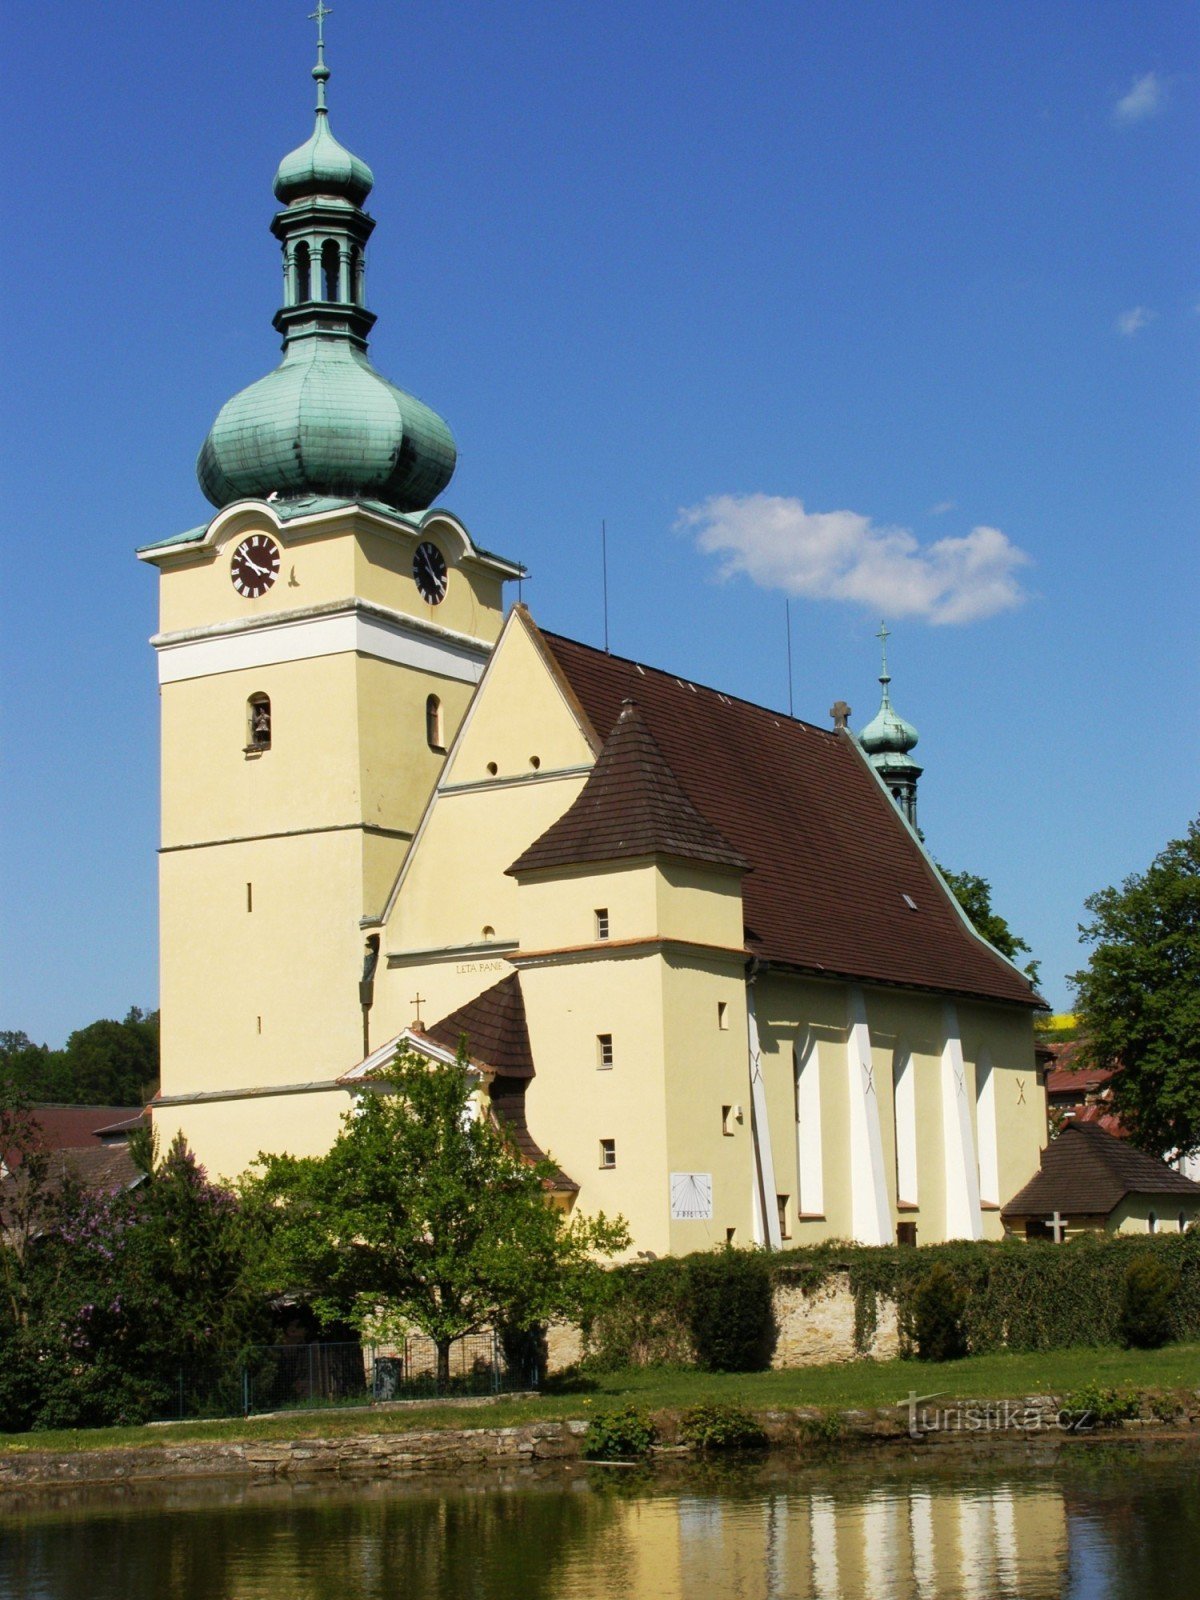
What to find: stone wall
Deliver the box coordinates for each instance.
[0,1420,588,1494]
[770,1270,900,1367]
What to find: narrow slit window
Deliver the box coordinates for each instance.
[1148,1211,1157,1234]
[722,1104,734,1137]
[247,693,271,751]
[717,1000,729,1030]
[599,1138,616,1169]
[246,883,253,913]
[597,1033,614,1070]
[295,241,311,302]
[425,694,444,751]
[725,1227,736,1244]
[776,1195,791,1240]
[595,908,609,940]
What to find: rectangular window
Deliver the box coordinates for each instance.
[599,1138,616,1169]
[717,1000,729,1030]
[725,1227,736,1244]
[595,908,610,940]
[597,1033,614,1070]
[776,1194,791,1240]
[721,1104,735,1137]
[246,882,253,913]
[897,1222,918,1247]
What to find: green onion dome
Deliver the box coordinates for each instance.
[196,341,456,513]
[859,696,919,757]
[274,105,374,207]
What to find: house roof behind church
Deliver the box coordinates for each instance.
[508,699,748,877]
[424,973,535,1079]
[1001,1122,1200,1219]
[535,625,1037,1007]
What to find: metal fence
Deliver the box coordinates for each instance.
[155,1333,528,1422]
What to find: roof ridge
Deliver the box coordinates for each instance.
[538,628,835,738]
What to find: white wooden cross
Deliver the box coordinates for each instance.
[1046,1211,1068,1243]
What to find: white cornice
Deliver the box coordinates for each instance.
[152,597,493,686]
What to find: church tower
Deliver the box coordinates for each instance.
[858,623,923,830]
[139,14,521,1165]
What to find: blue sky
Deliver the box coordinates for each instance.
[3,1,1196,1043]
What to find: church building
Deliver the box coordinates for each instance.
[140,28,1047,1255]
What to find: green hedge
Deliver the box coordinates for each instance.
[581,1234,1200,1368]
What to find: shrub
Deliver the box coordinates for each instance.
[582,1404,657,1459]
[677,1402,767,1451]
[911,1262,968,1361]
[1063,1381,1141,1428]
[685,1249,774,1371]
[1117,1255,1178,1349]
[796,1411,845,1447]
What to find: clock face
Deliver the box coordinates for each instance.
[230,534,281,599]
[413,541,448,605]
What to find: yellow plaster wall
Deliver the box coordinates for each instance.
[153,1088,351,1186]
[514,862,659,955]
[354,652,474,847]
[353,519,504,642]
[1110,1195,1200,1234]
[159,830,366,1101]
[660,953,755,1251]
[959,1000,1046,1237]
[520,951,672,1256]
[441,612,596,788]
[161,655,364,846]
[655,860,745,949]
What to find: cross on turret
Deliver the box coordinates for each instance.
[309,2,333,46]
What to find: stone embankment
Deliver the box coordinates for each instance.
[3,1403,1196,1495]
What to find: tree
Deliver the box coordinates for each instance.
[0,1008,160,1106]
[1070,817,1200,1159]
[937,864,1040,985]
[249,1051,628,1387]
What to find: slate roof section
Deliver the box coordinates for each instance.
[508,700,748,878]
[424,974,535,1080]
[423,977,575,1192]
[489,1078,578,1195]
[534,626,1038,1007]
[1001,1123,1200,1219]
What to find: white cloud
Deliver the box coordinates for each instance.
[678,494,1032,626]
[929,500,957,516]
[1116,305,1155,336]
[1114,71,1166,124]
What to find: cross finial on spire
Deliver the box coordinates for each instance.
[310,2,333,47]
[309,3,333,113]
[875,620,892,695]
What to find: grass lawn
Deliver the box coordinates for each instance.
[2,1343,1196,1457]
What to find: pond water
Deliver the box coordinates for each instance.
[1,1445,1197,1599]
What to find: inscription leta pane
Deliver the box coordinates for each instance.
[670,1172,713,1221]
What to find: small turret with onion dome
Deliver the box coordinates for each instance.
[858,622,923,830]
[196,6,456,513]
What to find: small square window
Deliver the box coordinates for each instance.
[897,1222,918,1247]
[776,1194,791,1240]
[597,1033,614,1070]
[717,1000,729,1030]
[595,908,610,940]
[721,1104,735,1137]
[725,1227,736,1244]
[599,1138,616,1169]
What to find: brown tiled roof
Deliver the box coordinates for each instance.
[535,626,1037,1006]
[508,699,747,877]
[1001,1123,1200,1219]
[489,1077,578,1194]
[424,974,535,1079]
[49,1144,143,1195]
[29,1106,138,1151]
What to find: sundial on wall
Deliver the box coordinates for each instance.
[670,1172,714,1221]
